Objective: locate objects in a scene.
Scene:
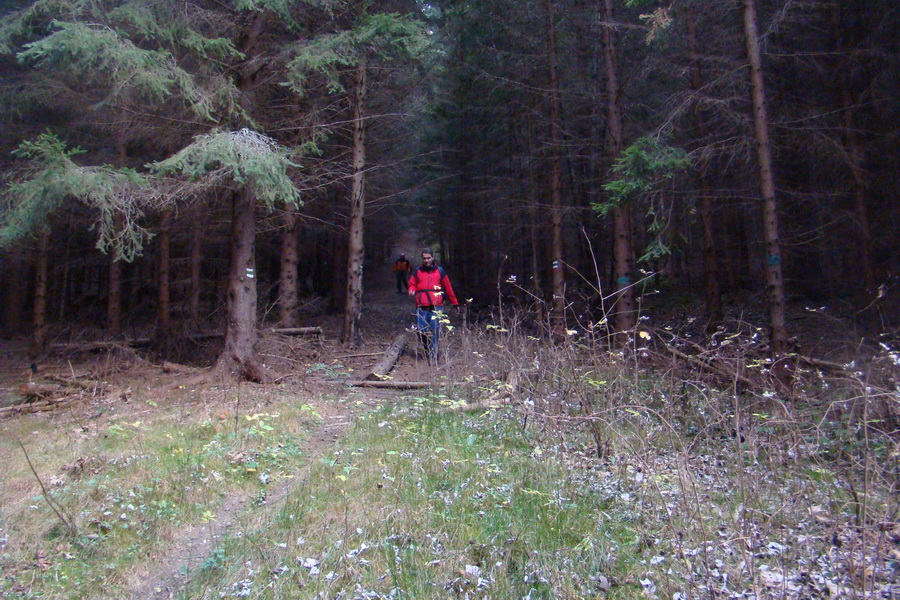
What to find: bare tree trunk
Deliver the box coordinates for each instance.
[329,229,347,313]
[600,0,635,334]
[699,178,722,324]
[831,1,875,296]
[157,209,172,333]
[848,139,875,296]
[529,187,546,328]
[190,216,202,326]
[279,204,301,327]
[108,134,128,337]
[545,0,566,334]
[688,16,723,325]
[107,247,123,336]
[3,254,27,336]
[342,60,367,348]
[743,0,788,356]
[213,9,267,380]
[30,232,49,357]
[216,189,265,382]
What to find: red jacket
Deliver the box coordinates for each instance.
[408,266,459,308]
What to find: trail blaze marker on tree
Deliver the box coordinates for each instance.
[246,268,255,279]
[552,260,560,270]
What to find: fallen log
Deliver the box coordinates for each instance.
[268,327,323,336]
[797,355,849,373]
[365,334,407,381]
[48,327,323,353]
[0,399,71,419]
[44,374,95,391]
[662,344,755,389]
[351,380,446,389]
[48,340,132,352]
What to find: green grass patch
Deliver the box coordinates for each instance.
[182,394,642,599]
[0,387,320,599]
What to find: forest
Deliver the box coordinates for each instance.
[0,0,897,598]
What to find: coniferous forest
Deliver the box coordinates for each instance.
[1,0,897,362]
[0,1,898,598]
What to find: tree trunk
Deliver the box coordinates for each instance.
[699,177,722,325]
[342,60,367,348]
[529,185,546,329]
[157,209,172,333]
[545,0,566,333]
[108,135,128,337]
[3,254,27,336]
[600,0,635,334]
[279,204,301,327]
[30,232,49,357]
[831,1,875,297]
[688,16,723,325]
[190,216,202,326]
[216,189,265,382]
[107,249,123,336]
[743,0,788,356]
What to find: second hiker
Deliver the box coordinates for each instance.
[407,248,458,363]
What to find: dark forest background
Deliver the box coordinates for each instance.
[0,0,897,366]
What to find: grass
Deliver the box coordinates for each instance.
[1,325,896,599]
[182,393,644,599]
[0,384,322,599]
[166,377,896,599]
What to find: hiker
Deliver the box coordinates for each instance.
[408,248,459,363]
[393,253,412,293]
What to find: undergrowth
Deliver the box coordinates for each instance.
[1,314,897,599]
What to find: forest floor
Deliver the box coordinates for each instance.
[0,259,898,599]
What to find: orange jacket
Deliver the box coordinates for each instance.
[393,259,411,273]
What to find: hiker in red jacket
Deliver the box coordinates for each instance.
[408,248,458,363]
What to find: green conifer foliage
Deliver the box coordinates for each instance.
[286,12,428,95]
[596,137,690,262]
[150,129,303,209]
[0,131,151,261]
[596,137,690,217]
[17,21,213,117]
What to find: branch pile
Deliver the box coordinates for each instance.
[1,374,128,419]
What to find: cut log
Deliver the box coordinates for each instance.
[0,399,70,419]
[44,374,94,391]
[18,382,66,399]
[351,381,446,389]
[365,334,407,381]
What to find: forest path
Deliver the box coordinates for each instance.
[127,392,369,600]
[129,241,447,599]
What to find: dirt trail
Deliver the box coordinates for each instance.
[128,249,435,599]
[128,400,361,600]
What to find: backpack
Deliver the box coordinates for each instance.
[414,265,445,280]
